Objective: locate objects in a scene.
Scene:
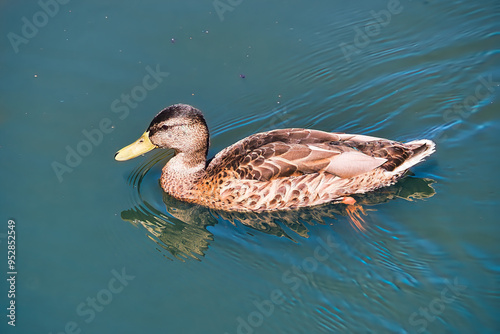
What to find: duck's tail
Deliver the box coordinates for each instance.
[392,139,436,174]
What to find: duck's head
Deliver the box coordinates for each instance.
[115,104,209,161]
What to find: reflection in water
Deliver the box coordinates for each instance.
[121,199,216,261]
[121,175,435,261]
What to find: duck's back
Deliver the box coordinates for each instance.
[197,129,434,212]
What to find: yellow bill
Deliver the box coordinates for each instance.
[115,131,157,161]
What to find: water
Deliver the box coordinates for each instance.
[1,0,499,333]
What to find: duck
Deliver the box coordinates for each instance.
[115,104,435,212]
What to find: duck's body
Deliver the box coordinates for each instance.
[116,104,435,212]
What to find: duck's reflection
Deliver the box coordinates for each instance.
[120,176,435,261]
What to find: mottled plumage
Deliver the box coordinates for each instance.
[115,104,436,212]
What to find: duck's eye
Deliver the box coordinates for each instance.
[162,124,169,130]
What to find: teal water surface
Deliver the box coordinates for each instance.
[1,0,499,333]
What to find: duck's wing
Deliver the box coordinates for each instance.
[206,129,409,181]
[235,141,388,180]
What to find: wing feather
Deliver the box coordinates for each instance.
[206,128,413,182]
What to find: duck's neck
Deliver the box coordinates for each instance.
[160,150,207,198]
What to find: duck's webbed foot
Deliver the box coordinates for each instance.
[341,197,367,232]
